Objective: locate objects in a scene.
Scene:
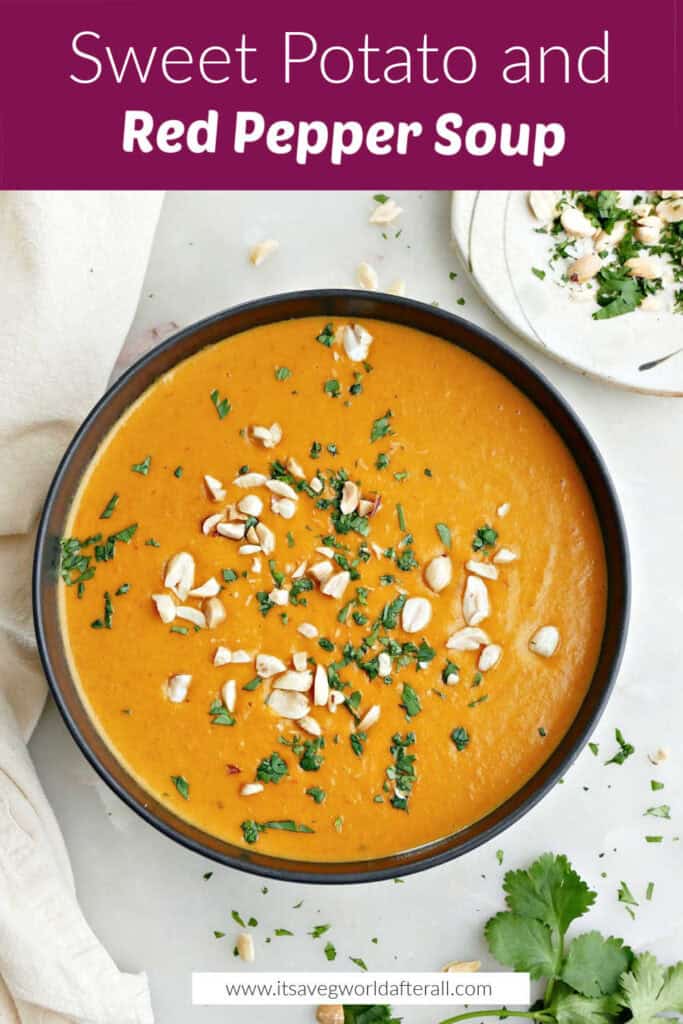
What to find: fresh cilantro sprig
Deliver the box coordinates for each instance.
[343,1008,401,1024]
[434,852,683,1024]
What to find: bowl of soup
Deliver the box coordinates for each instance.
[33,291,629,883]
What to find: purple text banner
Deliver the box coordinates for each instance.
[0,0,680,187]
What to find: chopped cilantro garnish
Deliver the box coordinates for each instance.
[171,775,189,800]
[387,732,416,811]
[451,726,470,751]
[350,732,366,757]
[100,493,119,519]
[305,787,326,804]
[316,323,335,347]
[209,389,231,419]
[208,698,235,726]
[370,409,393,443]
[131,455,151,475]
[243,676,263,692]
[257,752,289,784]
[472,524,498,553]
[436,522,451,548]
[644,805,670,819]
[604,728,635,766]
[241,819,314,845]
[400,684,421,718]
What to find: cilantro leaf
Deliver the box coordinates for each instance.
[171,775,189,800]
[370,410,393,443]
[502,852,596,936]
[484,911,556,979]
[400,683,421,718]
[343,1007,401,1024]
[561,931,632,997]
[256,752,289,784]
[605,728,635,766]
[618,953,683,1023]
[593,268,643,321]
[551,986,621,1024]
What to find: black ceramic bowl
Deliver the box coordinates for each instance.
[33,291,630,884]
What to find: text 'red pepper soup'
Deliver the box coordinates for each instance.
[60,317,607,861]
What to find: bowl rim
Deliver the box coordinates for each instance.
[33,289,630,884]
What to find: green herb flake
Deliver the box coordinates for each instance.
[316,323,335,348]
[111,523,139,544]
[257,752,289,785]
[370,410,393,443]
[400,683,421,718]
[275,366,292,381]
[644,804,671,819]
[210,389,231,419]
[472,524,498,553]
[131,455,151,476]
[605,728,635,766]
[451,726,470,751]
[171,775,189,800]
[305,787,326,804]
[100,493,119,519]
[618,879,639,917]
[436,522,451,548]
[243,676,263,692]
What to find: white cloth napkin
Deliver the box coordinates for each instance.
[0,191,164,1024]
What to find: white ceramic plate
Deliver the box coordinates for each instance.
[451,190,683,396]
[469,192,537,343]
[450,190,477,269]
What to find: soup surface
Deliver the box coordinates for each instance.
[61,316,607,862]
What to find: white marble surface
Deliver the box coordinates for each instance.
[30,191,683,1024]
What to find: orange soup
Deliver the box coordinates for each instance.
[60,317,607,861]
